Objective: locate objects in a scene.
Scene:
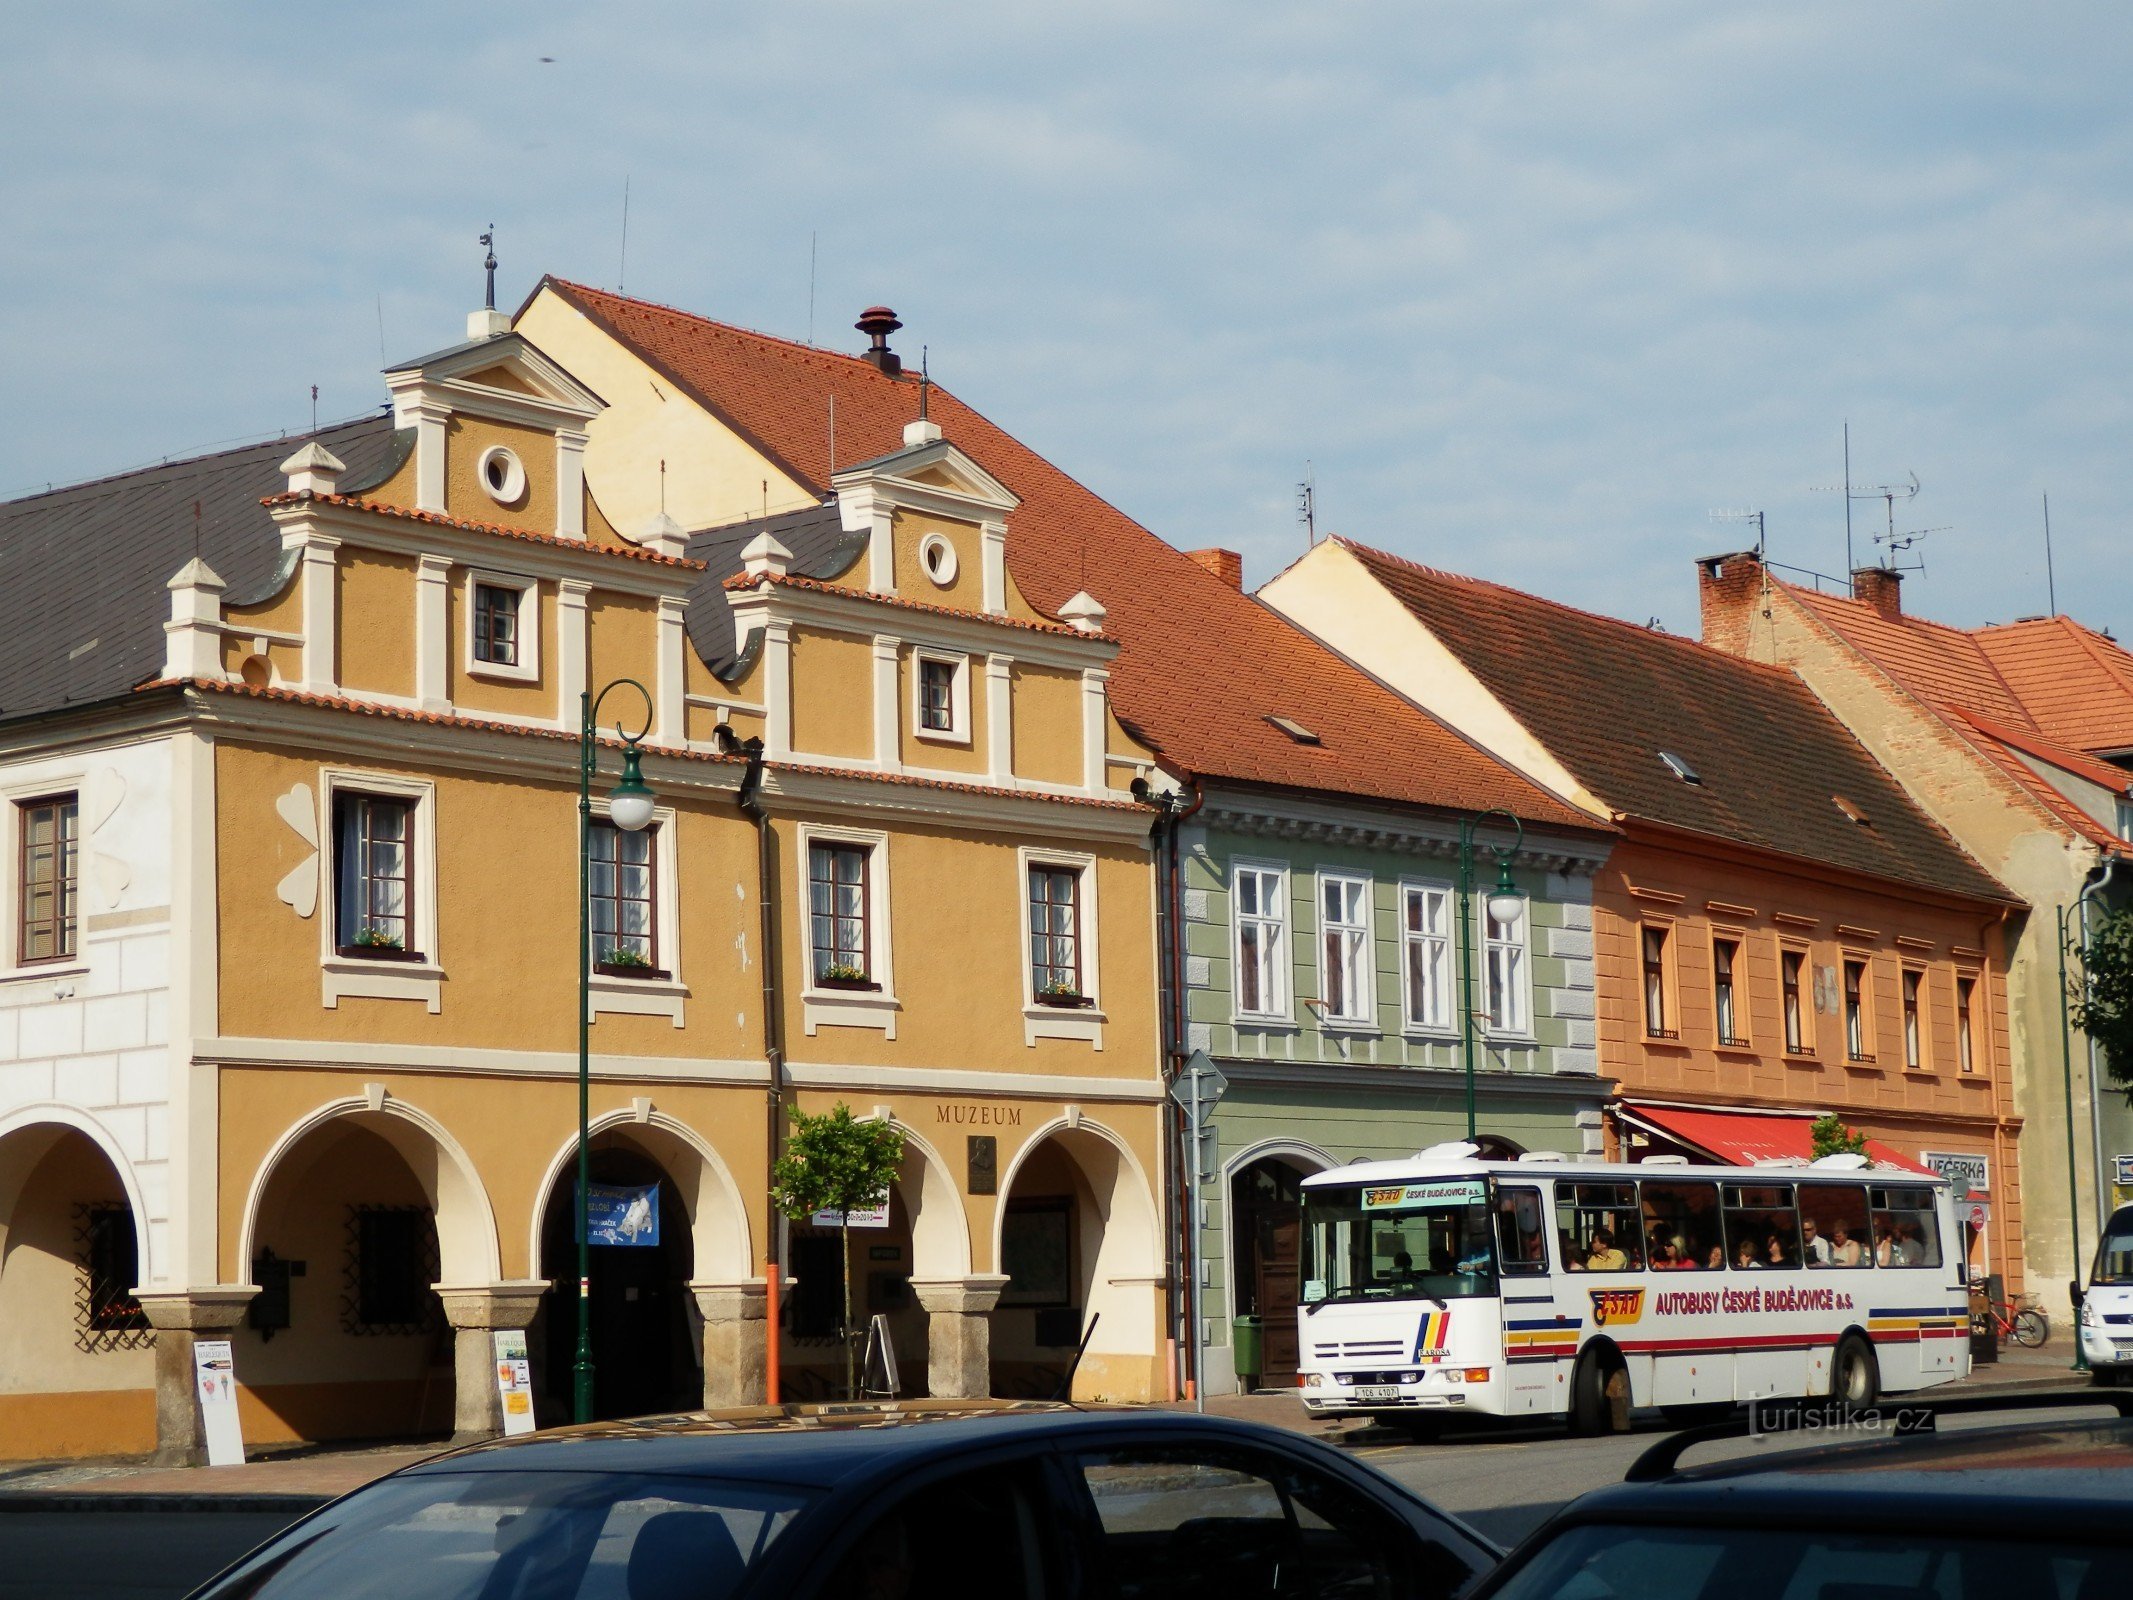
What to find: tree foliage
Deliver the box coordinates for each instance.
[1809,1114,1868,1159]
[2073,907,2133,1106]
[769,1102,905,1398]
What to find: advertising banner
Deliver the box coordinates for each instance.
[192,1339,246,1466]
[580,1182,660,1247]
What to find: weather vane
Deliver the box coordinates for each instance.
[480,226,497,312]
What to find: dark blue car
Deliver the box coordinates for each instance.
[188,1401,1500,1599]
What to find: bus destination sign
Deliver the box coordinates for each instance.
[1361,1179,1487,1210]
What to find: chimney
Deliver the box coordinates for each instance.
[1058,590,1107,635]
[1696,548,1765,658]
[162,558,228,680]
[280,440,346,497]
[1852,566,1904,621]
[1186,548,1243,590]
[855,306,904,376]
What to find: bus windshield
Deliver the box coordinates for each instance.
[2097,1210,2133,1286]
[1301,1177,1497,1305]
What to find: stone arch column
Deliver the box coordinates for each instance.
[877,1121,995,1400]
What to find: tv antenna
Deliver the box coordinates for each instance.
[1874,523,1945,573]
[1297,463,1317,546]
[1812,454,1918,579]
[1709,508,1765,555]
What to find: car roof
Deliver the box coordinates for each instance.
[1568,1409,2133,1544]
[397,1402,1339,1492]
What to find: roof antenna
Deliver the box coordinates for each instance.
[1297,462,1317,546]
[310,384,319,435]
[659,458,667,516]
[617,179,630,293]
[918,346,930,420]
[2043,492,2057,617]
[808,231,817,346]
[192,500,203,562]
[1709,508,1764,557]
[376,292,388,364]
[481,226,497,311]
[827,395,837,480]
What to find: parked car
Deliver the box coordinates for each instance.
[2079,1204,2133,1382]
[1465,1391,2133,1600]
[187,1399,1500,1599]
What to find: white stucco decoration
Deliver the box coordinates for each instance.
[274,784,320,919]
[89,767,131,908]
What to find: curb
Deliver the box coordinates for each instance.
[0,1492,328,1516]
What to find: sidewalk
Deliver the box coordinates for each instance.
[0,1344,2096,1511]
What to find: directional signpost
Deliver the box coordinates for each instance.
[1169,1049,1228,1412]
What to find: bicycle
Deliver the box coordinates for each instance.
[1970,1276,2049,1348]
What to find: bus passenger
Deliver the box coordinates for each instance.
[1894,1223,1924,1266]
[1829,1221,1863,1266]
[1874,1229,1895,1267]
[1766,1233,1792,1268]
[1706,1244,1726,1270]
[1734,1238,1761,1269]
[1800,1216,1833,1265]
[1586,1229,1628,1272]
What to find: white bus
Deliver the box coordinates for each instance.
[1297,1143,1968,1431]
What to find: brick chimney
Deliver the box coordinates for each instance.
[1695,548,1765,657]
[1186,548,1243,589]
[1852,566,1904,621]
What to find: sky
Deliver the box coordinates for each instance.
[5,2,2131,636]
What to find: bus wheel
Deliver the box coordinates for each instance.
[1570,1352,1619,1435]
[1831,1335,1880,1408]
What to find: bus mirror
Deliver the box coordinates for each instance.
[2070,1277,2085,1312]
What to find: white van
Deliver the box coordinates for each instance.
[2080,1204,2133,1382]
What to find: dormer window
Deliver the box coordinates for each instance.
[912,650,970,744]
[465,572,540,682]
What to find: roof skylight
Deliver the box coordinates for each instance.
[1266,714,1321,746]
[1658,750,1701,785]
[1832,795,1872,827]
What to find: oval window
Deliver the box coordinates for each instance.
[919,532,958,587]
[477,445,527,505]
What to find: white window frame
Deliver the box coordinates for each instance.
[1231,859,1292,1024]
[1018,846,1104,1049]
[1314,870,1375,1030]
[1480,892,1533,1038]
[464,570,540,683]
[586,801,687,1027]
[318,768,442,1013]
[1399,879,1455,1035]
[910,648,971,746]
[0,767,88,980]
[797,821,899,1038]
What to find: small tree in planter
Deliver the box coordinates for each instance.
[769,1102,905,1399]
[1810,1114,1868,1159]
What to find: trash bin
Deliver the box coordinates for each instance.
[1233,1316,1264,1393]
[1969,1273,2000,1365]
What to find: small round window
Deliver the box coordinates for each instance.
[478,445,527,505]
[919,532,959,587]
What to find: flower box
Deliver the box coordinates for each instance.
[1033,991,1093,1009]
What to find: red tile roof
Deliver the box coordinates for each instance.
[1776,584,2132,855]
[1974,615,2133,756]
[262,490,706,569]
[1336,539,2011,905]
[539,279,1600,831]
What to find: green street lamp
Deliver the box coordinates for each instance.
[2055,880,2115,1376]
[575,679,657,1423]
[1457,810,1526,1142]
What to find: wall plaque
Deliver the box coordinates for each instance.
[968,1134,998,1195]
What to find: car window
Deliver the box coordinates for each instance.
[825,1461,1056,1600]
[190,1470,809,1600]
[1073,1445,1485,1600]
[1482,1525,2124,1600]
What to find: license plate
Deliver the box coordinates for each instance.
[1352,1385,1401,1403]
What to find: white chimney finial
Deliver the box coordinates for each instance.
[280,441,346,497]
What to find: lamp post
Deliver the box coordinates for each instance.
[2055,877,2116,1376]
[576,679,658,1423]
[1457,811,1526,1142]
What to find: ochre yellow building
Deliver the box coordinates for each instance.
[0,303,1168,1462]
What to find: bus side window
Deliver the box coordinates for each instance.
[1637,1179,1720,1271]
[1801,1183,1871,1267]
[1868,1186,1941,1268]
[1496,1186,1547,1275]
[1557,1182,1643,1271]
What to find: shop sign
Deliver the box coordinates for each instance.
[1921,1151,1989,1200]
[2115,1154,2133,1187]
[813,1200,890,1229]
[493,1330,535,1437]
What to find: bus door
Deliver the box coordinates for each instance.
[1492,1179,1564,1416]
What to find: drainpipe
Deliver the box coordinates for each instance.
[2081,854,2121,1236]
[1139,772,1202,1402]
[721,728,785,1402]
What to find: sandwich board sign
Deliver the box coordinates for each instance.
[193,1339,246,1466]
[494,1330,536,1437]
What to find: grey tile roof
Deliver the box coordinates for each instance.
[683,502,862,677]
[0,417,404,724]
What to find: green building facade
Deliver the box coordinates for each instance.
[1179,788,1610,1395]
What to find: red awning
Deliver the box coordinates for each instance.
[1618,1103,1934,1177]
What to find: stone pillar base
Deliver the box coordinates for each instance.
[135,1288,257,1467]
[911,1276,1009,1400]
[434,1281,550,1444]
[691,1280,767,1409]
